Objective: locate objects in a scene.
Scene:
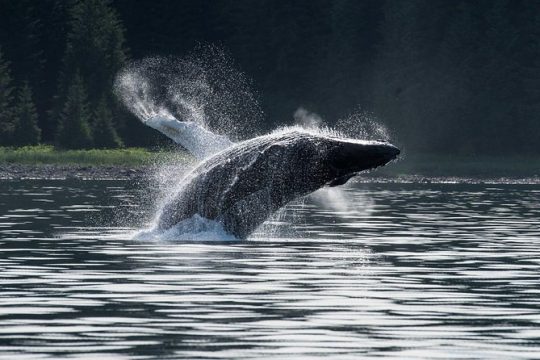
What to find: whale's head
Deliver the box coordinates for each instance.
[325,139,400,185]
[267,131,400,190]
[327,140,400,185]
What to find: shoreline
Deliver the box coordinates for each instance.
[2,163,539,185]
[0,164,147,181]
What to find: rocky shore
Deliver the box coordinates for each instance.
[0,164,147,180]
[1,163,539,184]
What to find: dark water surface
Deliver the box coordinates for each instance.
[1,179,540,359]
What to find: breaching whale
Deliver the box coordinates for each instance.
[155,127,400,239]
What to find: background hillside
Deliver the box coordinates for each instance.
[0,0,538,155]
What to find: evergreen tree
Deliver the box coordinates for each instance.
[92,97,123,148]
[52,0,128,142]
[0,1,45,102]
[35,0,76,142]
[13,82,41,146]
[63,0,127,104]
[0,48,14,146]
[56,73,93,149]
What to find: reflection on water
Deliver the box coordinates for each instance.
[1,179,540,359]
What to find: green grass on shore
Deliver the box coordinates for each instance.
[0,145,189,166]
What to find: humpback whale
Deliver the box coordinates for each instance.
[155,127,400,239]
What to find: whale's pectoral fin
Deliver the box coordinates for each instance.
[144,115,234,159]
[145,116,189,139]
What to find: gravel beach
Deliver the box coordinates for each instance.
[1,163,539,184]
[0,164,147,180]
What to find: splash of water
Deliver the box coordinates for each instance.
[293,107,324,129]
[335,108,391,141]
[292,107,391,142]
[114,46,266,240]
[114,50,395,241]
[132,214,237,242]
[114,45,264,142]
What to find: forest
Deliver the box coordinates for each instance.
[0,0,538,155]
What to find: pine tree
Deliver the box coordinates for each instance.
[63,0,127,104]
[56,73,93,149]
[92,97,122,148]
[0,1,44,106]
[13,82,41,146]
[0,48,14,146]
[33,0,75,142]
[51,0,128,147]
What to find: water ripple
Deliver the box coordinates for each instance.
[0,180,539,359]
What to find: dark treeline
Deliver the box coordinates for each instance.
[0,0,538,154]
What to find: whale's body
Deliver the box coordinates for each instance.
[156,128,399,239]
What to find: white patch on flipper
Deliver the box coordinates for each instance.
[146,115,234,159]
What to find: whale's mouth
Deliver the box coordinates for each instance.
[327,141,400,186]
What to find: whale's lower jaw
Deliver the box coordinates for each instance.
[156,129,400,239]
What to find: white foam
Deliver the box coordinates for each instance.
[132,214,237,242]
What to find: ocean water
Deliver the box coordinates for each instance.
[1,179,540,359]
